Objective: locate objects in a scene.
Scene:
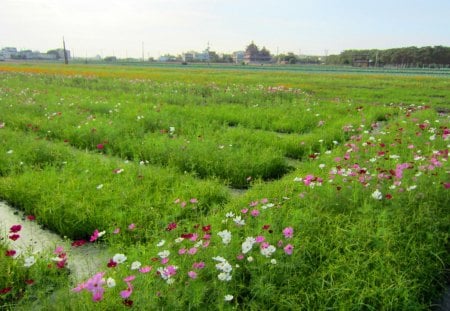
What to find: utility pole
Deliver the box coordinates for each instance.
[63,37,69,64]
[142,41,145,62]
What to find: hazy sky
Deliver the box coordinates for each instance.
[1,0,449,58]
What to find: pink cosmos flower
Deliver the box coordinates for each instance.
[85,272,106,302]
[255,236,265,243]
[236,254,244,260]
[251,209,260,217]
[188,271,197,279]
[90,229,100,242]
[124,275,135,282]
[178,248,187,255]
[241,208,248,214]
[190,198,198,204]
[192,262,205,269]
[284,244,294,255]
[121,288,133,299]
[128,223,136,230]
[113,228,120,234]
[54,246,64,255]
[282,227,294,239]
[188,247,198,255]
[189,233,198,241]
[139,266,152,273]
[202,240,210,248]
[249,201,258,207]
[162,265,177,278]
[261,198,269,204]
[261,242,269,249]
[161,258,169,265]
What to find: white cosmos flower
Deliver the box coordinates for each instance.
[131,261,142,270]
[212,256,226,262]
[371,189,383,200]
[260,245,276,258]
[158,250,170,258]
[233,215,245,226]
[224,294,234,301]
[218,272,232,282]
[218,230,232,245]
[225,212,235,218]
[24,256,36,268]
[156,240,166,247]
[112,253,127,264]
[106,277,116,288]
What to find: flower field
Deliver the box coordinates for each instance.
[0,63,449,310]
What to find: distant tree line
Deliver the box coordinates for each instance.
[326,46,450,67]
[273,52,321,64]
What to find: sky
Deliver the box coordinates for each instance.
[1,0,449,58]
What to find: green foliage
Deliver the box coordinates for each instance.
[0,64,448,310]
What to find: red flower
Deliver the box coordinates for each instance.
[181,233,193,239]
[444,183,450,189]
[71,240,87,247]
[9,234,20,241]
[262,225,271,230]
[26,215,36,221]
[56,258,67,269]
[123,299,133,307]
[202,225,211,232]
[97,143,104,150]
[9,224,22,233]
[166,222,177,231]
[385,194,393,200]
[107,259,117,268]
[5,250,16,257]
[0,287,12,295]
[25,279,34,285]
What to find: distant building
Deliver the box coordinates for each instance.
[194,50,210,62]
[182,52,194,62]
[244,42,271,64]
[158,54,177,62]
[233,51,244,63]
[0,47,18,59]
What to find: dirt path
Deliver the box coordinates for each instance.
[0,201,108,281]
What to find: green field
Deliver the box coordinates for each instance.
[0,63,449,310]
